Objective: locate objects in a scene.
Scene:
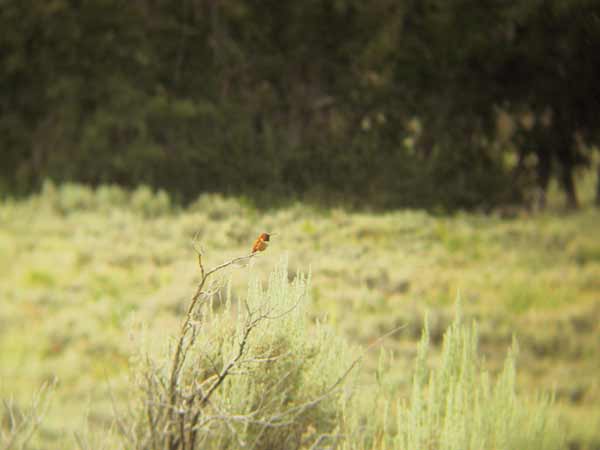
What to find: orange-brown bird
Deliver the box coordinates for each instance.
[251,232,270,253]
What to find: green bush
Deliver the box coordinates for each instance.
[388,315,562,450]
[130,185,172,218]
[36,180,173,217]
[95,184,129,211]
[41,181,97,214]
[120,259,563,450]
[123,259,356,449]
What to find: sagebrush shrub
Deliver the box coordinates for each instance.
[122,259,563,450]
[384,312,563,450]
[123,259,356,450]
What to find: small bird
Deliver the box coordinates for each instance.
[251,232,271,253]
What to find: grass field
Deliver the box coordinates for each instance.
[1,178,599,449]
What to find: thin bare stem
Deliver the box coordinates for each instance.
[164,248,258,450]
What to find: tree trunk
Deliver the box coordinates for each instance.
[536,147,551,210]
[554,121,579,210]
[595,164,600,207]
[562,166,579,209]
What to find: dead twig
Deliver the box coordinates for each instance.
[164,241,259,450]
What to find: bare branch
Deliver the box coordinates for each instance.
[262,292,305,320]
[197,315,259,408]
[164,247,260,450]
[308,433,344,450]
[1,378,56,450]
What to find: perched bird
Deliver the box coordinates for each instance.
[251,232,271,253]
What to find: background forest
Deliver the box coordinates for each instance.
[2,0,599,209]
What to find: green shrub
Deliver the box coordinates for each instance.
[130,185,172,218]
[189,193,251,222]
[120,257,564,450]
[95,184,129,211]
[386,313,563,450]
[55,183,97,213]
[122,259,356,450]
[36,181,173,217]
[38,180,97,214]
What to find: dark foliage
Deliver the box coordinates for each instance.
[1,0,599,209]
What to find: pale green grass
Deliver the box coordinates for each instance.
[0,178,599,448]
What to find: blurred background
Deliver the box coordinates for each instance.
[1,1,600,449]
[1,0,599,209]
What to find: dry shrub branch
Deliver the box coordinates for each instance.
[121,240,367,450]
[1,378,56,450]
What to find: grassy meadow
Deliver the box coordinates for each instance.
[1,177,599,449]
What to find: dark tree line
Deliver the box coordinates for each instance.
[1,0,599,209]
